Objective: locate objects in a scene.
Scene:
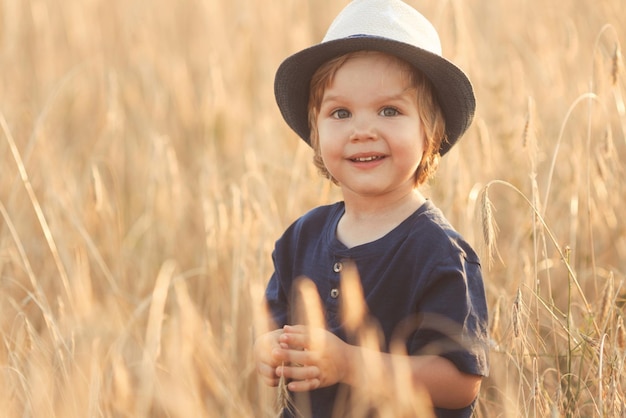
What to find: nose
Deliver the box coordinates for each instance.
[349,113,377,142]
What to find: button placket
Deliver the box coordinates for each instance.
[330,258,344,299]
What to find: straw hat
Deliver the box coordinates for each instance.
[274,0,475,155]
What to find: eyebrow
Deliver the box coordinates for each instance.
[321,87,416,105]
[385,88,417,102]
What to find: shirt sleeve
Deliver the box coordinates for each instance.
[264,249,289,329]
[406,251,489,377]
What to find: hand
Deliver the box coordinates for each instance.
[253,329,286,387]
[272,325,352,392]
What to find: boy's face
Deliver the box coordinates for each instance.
[316,52,425,199]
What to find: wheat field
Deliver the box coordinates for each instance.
[0,0,625,416]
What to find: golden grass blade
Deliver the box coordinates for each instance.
[0,111,74,314]
[135,259,176,416]
[339,260,367,335]
[292,277,325,330]
[144,260,177,362]
[0,202,49,310]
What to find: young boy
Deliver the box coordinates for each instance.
[254,1,489,417]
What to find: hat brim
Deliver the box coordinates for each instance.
[274,36,475,155]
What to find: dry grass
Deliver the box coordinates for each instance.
[0,0,625,416]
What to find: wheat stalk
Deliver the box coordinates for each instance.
[478,184,501,270]
[611,42,622,86]
[616,315,626,351]
[512,288,522,339]
[276,363,295,417]
[598,272,615,332]
[0,111,75,313]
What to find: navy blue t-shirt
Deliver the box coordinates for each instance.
[265,200,489,418]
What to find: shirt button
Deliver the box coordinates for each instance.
[333,262,343,273]
[330,288,340,299]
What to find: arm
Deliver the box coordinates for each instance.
[273,325,482,410]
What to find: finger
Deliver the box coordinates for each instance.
[263,376,280,387]
[287,378,320,392]
[283,326,328,352]
[277,364,320,382]
[256,363,280,387]
[257,362,279,380]
[279,332,308,350]
[271,347,288,361]
[283,324,308,334]
[274,348,318,366]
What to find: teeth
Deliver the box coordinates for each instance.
[353,156,381,162]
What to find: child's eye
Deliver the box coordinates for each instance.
[331,109,351,119]
[379,107,400,117]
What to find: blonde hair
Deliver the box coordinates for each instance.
[307,51,446,186]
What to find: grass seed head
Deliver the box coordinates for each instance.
[479,185,501,269]
[612,42,622,86]
[617,315,626,350]
[277,362,295,417]
[599,273,614,330]
[513,288,522,339]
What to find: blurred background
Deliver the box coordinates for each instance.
[0,0,625,416]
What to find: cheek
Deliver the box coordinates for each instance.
[394,136,425,171]
[318,140,336,165]
[317,124,340,155]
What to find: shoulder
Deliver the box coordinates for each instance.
[410,201,480,265]
[298,202,343,225]
[285,202,342,233]
[275,202,343,246]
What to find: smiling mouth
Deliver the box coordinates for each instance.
[350,155,385,162]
